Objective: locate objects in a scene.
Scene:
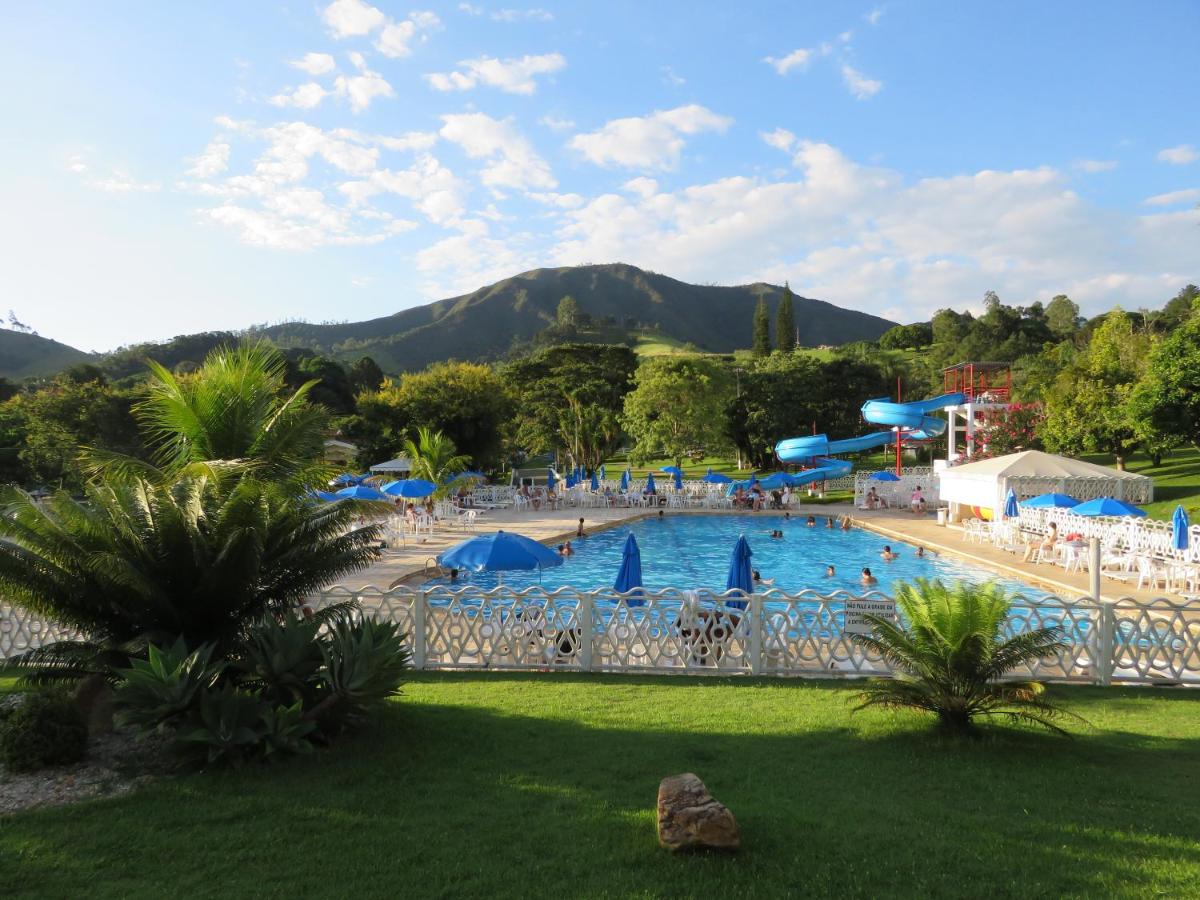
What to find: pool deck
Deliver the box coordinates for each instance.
[324,503,1167,603]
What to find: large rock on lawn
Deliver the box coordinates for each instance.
[656,773,740,852]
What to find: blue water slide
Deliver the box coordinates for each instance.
[773,392,966,467]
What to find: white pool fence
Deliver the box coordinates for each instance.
[6,584,1195,686]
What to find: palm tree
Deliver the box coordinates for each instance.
[129,342,328,481]
[0,469,382,680]
[401,427,470,497]
[850,579,1084,734]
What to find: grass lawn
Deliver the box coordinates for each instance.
[1081,446,1200,522]
[3,673,1198,899]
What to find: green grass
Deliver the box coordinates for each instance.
[633,334,701,357]
[3,673,1198,898]
[1081,446,1200,522]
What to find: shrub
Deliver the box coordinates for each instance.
[850,579,1085,734]
[0,690,88,772]
[114,639,225,733]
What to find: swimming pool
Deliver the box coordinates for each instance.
[424,513,1049,598]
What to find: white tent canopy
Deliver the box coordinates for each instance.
[368,456,413,474]
[938,450,1153,520]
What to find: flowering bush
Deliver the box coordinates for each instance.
[976,403,1044,458]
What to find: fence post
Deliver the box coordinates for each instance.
[413,590,426,670]
[1097,602,1115,686]
[1089,538,1101,604]
[750,595,763,676]
[579,593,594,672]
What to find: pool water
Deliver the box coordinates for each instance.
[425,513,1047,598]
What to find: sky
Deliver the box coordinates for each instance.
[1,1,1197,353]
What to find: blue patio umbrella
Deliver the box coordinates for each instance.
[1003,488,1019,519]
[703,468,732,484]
[331,472,367,486]
[1172,505,1190,551]
[437,530,564,579]
[673,469,683,491]
[547,469,557,492]
[613,533,644,604]
[590,471,599,490]
[644,471,656,493]
[566,473,576,489]
[598,464,606,480]
[382,478,437,498]
[334,484,391,501]
[619,469,630,491]
[305,489,341,502]
[1071,496,1147,518]
[662,465,683,476]
[869,471,901,482]
[1022,492,1080,509]
[724,535,753,610]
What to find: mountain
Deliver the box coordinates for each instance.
[257,263,895,372]
[0,330,92,380]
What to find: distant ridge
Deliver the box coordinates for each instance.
[0,330,92,380]
[256,263,895,371]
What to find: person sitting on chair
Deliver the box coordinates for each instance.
[1024,521,1059,562]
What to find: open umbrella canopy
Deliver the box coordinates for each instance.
[661,465,683,476]
[1023,492,1080,509]
[305,489,341,502]
[869,471,901,482]
[334,484,391,501]
[619,469,630,491]
[702,468,732,484]
[437,530,564,573]
[331,472,368,486]
[1173,505,1190,551]
[613,533,644,603]
[644,471,656,493]
[1071,496,1147,518]
[382,479,438,498]
[1003,488,1019,519]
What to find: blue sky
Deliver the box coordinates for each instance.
[1,0,1197,352]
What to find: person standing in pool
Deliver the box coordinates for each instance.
[825,564,835,577]
[880,546,897,561]
[861,567,878,586]
[577,517,585,537]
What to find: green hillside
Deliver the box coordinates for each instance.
[256,263,895,372]
[0,330,92,379]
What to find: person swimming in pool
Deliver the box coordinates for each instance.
[825,564,835,577]
[826,516,835,529]
[880,545,897,561]
[806,515,816,527]
[861,567,877,586]
[752,569,775,586]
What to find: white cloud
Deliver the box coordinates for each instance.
[764,48,812,75]
[90,171,163,193]
[865,7,884,25]
[661,66,685,86]
[425,52,565,94]
[458,3,483,14]
[290,52,337,75]
[439,112,556,191]
[1074,159,1118,173]
[183,121,446,249]
[841,64,882,99]
[269,82,330,109]
[66,153,88,174]
[569,104,733,170]
[334,53,395,112]
[1157,144,1198,165]
[321,1,440,57]
[491,8,553,22]
[187,139,232,178]
[539,115,575,132]
[1144,188,1200,207]
[760,128,797,152]
[528,191,585,208]
[322,0,385,37]
[623,177,659,198]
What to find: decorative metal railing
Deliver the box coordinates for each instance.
[1017,507,1200,563]
[3,587,1196,685]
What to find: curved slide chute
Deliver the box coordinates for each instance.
[774,392,965,479]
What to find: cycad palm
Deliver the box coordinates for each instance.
[401,427,470,496]
[134,342,327,480]
[0,470,381,678]
[851,579,1083,734]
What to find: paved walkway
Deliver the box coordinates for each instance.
[327,502,1166,602]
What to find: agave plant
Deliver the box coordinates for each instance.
[850,579,1085,734]
[0,468,382,665]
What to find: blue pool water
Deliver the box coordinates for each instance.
[424,514,1047,598]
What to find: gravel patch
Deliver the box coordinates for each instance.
[0,726,171,816]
